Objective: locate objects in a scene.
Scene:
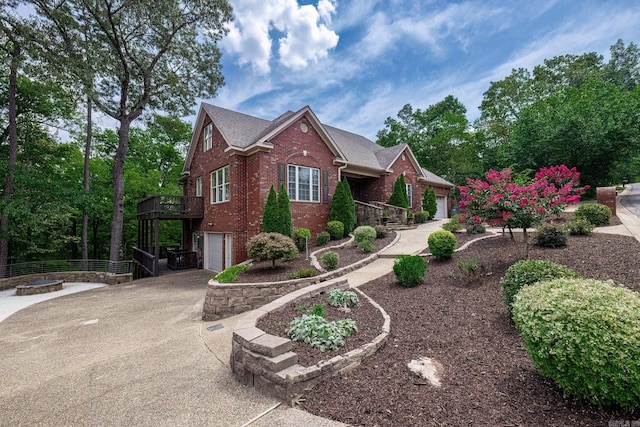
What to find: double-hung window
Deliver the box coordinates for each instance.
[203,123,213,151]
[288,165,319,202]
[210,165,229,203]
[406,183,413,209]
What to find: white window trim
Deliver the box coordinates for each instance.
[406,183,412,209]
[210,165,230,204]
[288,164,320,202]
[195,176,202,197]
[203,123,213,151]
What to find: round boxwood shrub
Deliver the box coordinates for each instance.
[565,217,594,236]
[535,224,567,248]
[357,239,375,253]
[320,251,339,270]
[427,230,457,260]
[414,210,429,224]
[354,225,376,243]
[316,231,331,246]
[293,227,311,251]
[574,203,611,226]
[326,220,344,240]
[513,278,640,410]
[500,259,579,313]
[393,255,427,287]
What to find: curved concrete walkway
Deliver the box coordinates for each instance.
[1,201,637,426]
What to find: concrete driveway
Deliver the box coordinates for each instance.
[0,271,282,427]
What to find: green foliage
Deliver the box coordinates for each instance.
[261,186,280,233]
[328,289,360,308]
[329,178,355,236]
[513,278,640,410]
[500,259,579,312]
[451,257,489,285]
[320,251,339,270]
[535,224,567,248]
[388,174,409,208]
[565,217,595,235]
[422,188,437,219]
[357,239,375,253]
[316,231,330,246]
[428,230,457,260]
[246,232,298,267]
[293,227,311,251]
[574,203,612,226]
[442,215,464,232]
[214,262,252,283]
[353,225,376,244]
[287,314,358,352]
[393,255,427,287]
[310,303,326,318]
[465,223,486,234]
[414,211,429,224]
[278,183,293,237]
[374,225,388,238]
[289,268,317,280]
[326,220,344,240]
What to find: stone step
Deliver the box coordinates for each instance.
[247,333,293,358]
[260,351,299,372]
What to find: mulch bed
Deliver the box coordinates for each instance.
[299,229,640,426]
[237,232,396,283]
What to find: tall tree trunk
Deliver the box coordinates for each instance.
[109,118,131,265]
[81,97,91,268]
[0,44,20,278]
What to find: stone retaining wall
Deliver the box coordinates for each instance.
[0,272,131,291]
[230,279,390,405]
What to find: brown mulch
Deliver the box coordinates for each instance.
[237,232,396,283]
[299,230,640,426]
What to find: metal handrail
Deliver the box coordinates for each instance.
[1,259,132,279]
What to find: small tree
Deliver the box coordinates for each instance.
[278,183,293,237]
[388,174,409,209]
[422,188,437,219]
[246,233,298,268]
[261,185,280,233]
[329,178,355,237]
[459,165,587,258]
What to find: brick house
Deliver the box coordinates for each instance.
[139,103,453,274]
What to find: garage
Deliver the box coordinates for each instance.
[435,196,448,219]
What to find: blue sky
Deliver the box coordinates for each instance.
[207,0,640,141]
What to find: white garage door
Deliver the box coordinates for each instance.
[435,196,447,219]
[206,233,223,272]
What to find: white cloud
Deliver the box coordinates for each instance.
[222,0,339,74]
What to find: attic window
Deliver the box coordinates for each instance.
[300,123,309,133]
[203,123,213,151]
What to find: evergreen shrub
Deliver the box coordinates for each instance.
[565,217,595,235]
[500,259,579,313]
[388,174,409,208]
[574,203,611,226]
[428,230,457,260]
[374,225,388,238]
[422,188,437,219]
[329,179,356,237]
[513,278,640,410]
[321,251,339,270]
[357,239,375,253]
[326,220,344,240]
[277,183,293,237]
[414,211,429,224]
[465,223,486,234]
[293,228,311,251]
[442,215,463,233]
[353,225,376,244]
[316,231,331,245]
[535,224,567,248]
[393,255,427,287]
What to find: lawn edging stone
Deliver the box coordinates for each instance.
[230,278,390,406]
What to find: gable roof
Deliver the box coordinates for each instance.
[183,103,453,187]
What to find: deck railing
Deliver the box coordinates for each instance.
[137,195,204,219]
[1,259,131,279]
[167,250,198,271]
[133,247,157,278]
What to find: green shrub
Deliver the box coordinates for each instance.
[289,268,317,279]
[328,289,359,308]
[414,211,429,224]
[287,314,358,352]
[535,224,567,248]
[565,217,595,235]
[393,255,427,287]
[326,220,344,240]
[374,225,388,238]
[261,185,281,233]
[500,259,579,312]
[422,188,437,219]
[388,174,409,208]
[357,239,375,253]
[310,303,326,318]
[214,262,252,283]
[316,231,331,246]
[293,227,311,251]
[574,203,611,226]
[428,230,457,260]
[246,232,298,267]
[320,251,339,270]
[329,178,356,237]
[465,223,486,234]
[442,215,463,233]
[278,183,293,237]
[353,225,376,244]
[513,278,640,410]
